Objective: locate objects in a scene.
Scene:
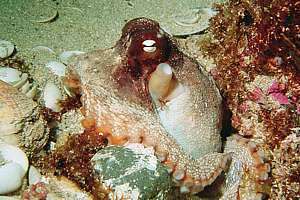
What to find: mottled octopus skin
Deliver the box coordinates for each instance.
[68,18,230,193]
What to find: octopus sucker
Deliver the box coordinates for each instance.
[222,135,271,199]
[67,17,229,193]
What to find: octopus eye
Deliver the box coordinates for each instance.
[142,39,157,53]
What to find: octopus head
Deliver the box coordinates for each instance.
[113,18,182,107]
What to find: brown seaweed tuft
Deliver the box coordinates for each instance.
[34,118,108,199]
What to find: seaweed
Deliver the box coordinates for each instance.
[199,0,299,198]
[34,118,108,199]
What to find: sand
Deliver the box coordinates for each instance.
[0,0,223,61]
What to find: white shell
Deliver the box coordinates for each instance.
[45,61,66,77]
[0,67,22,83]
[171,7,218,36]
[0,143,29,194]
[32,45,55,54]
[43,82,62,112]
[0,162,24,194]
[28,165,42,185]
[0,40,15,59]
[59,51,85,64]
[0,143,29,174]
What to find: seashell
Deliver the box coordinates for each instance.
[59,51,85,65]
[45,61,66,77]
[0,67,38,98]
[0,80,48,155]
[32,45,55,54]
[171,7,218,36]
[0,40,15,59]
[43,82,62,112]
[0,143,29,194]
[28,166,42,185]
[0,67,22,83]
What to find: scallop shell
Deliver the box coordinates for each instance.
[170,7,218,36]
[0,80,48,155]
[0,40,15,59]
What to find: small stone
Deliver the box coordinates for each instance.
[91,143,173,200]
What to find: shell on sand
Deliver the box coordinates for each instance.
[0,143,29,194]
[0,39,14,59]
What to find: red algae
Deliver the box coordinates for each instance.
[201,0,299,146]
[199,0,299,198]
[34,118,108,199]
[23,182,48,200]
[41,93,82,123]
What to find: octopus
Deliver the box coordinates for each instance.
[66,17,269,196]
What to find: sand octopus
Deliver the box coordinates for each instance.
[66,18,231,194]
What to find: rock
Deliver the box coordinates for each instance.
[91,143,173,200]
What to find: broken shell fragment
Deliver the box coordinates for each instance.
[45,61,66,77]
[59,51,85,64]
[0,40,15,59]
[32,45,55,54]
[0,143,29,194]
[28,166,42,185]
[43,82,62,112]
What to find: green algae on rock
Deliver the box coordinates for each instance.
[91,144,173,200]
